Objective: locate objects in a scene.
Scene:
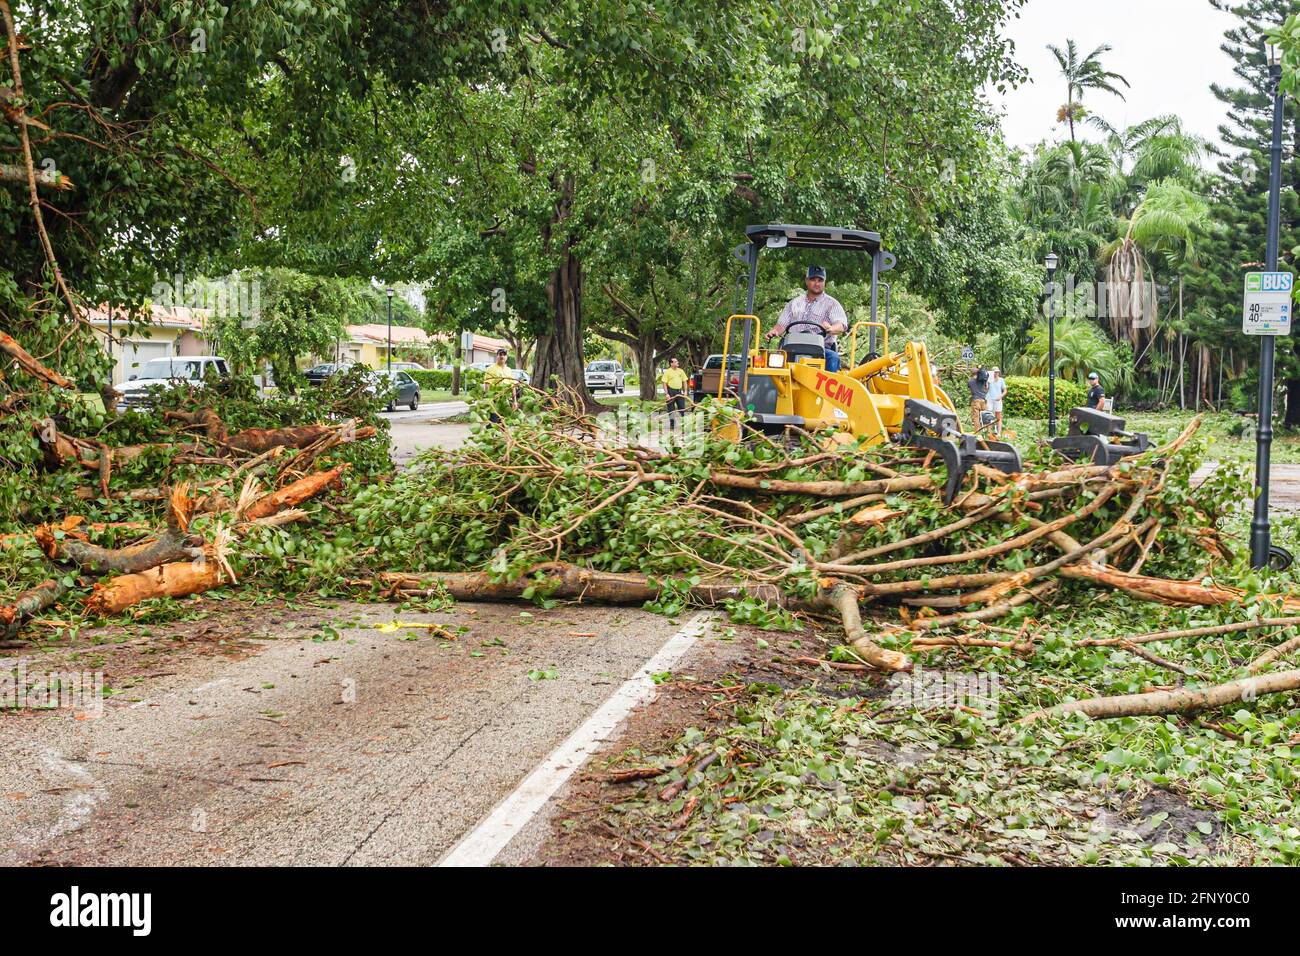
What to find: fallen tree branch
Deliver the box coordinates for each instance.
[1019,668,1300,723]
[814,583,912,672]
[0,579,67,637]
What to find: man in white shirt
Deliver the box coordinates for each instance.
[986,367,1007,434]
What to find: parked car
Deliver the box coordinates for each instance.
[388,361,426,373]
[117,356,230,411]
[690,354,742,403]
[369,369,421,411]
[304,361,361,386]
[585,360,625,394]
[513,368,531,385]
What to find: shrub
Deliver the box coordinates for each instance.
[1002,376,1087,418]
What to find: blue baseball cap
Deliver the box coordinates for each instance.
[806,265,827,280]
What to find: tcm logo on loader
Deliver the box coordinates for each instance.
[812,371,854,407]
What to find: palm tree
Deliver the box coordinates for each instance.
[1047,40,1131,142]
[1100,179,1210,348]
[1088,114,1207,212]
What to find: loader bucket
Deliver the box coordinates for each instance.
[1049,407,1150,466]
[899,399,1023,505]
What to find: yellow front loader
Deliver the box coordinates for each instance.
[716,224,1021,503]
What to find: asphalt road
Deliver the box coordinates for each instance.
[0,602,720,866]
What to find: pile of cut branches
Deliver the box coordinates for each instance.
[330,393,1300,716]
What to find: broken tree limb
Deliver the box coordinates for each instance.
[1019,669,1300,723]
[1082,616,1300,648]
[709,472,934,498]
[1248,632,1300,673]
[1,331,73,388]
[241,465,347,521]
[814,583,912,672]
[83,529,233,615]
[1059,563,1300,611]
[0,579,67,638]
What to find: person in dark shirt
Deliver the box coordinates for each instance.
[1086,371,1105,410]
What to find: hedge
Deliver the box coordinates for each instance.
[1001,376,1087,418]
[408,368,484,392]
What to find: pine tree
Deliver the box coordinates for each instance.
[1195,0,1300,419]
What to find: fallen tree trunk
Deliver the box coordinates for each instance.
[1019,669,1300,723]
[377,563,782,606]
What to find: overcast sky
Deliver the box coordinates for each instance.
[990,0,1249,155]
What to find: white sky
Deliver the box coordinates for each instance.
[990,0,1247,156]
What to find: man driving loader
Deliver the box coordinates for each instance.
[766,265,849,371]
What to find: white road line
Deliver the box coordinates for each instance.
[439,610,713,867]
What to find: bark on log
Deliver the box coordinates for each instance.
[1019,669,1300,723]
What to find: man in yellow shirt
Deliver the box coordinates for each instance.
[658,357,689,432]
[482,348,517,420]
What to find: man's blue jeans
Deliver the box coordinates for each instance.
[824,348,841,373]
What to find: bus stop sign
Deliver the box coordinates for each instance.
[1243,272,1293,335]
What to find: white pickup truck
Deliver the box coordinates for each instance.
[116,356,230,411]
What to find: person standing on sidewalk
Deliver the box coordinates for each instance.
[986,367,1007,435]
[968,365,990,432]
[483,348,517,422]
[659,357,689,432]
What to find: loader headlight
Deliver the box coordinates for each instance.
[767,352,786,369]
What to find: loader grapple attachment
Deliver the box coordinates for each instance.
[1049,407,1150,466]
[899,399,1022,505]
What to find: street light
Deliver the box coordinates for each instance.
[1044,252,1059,438]
[386,287,394,375]
[1250,41,1286,569]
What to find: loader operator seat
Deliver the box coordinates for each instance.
[780,319,827,364]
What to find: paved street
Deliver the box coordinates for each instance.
[0,602,742,866]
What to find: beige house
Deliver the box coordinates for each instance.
[85,304,516,381]
[85,304,213,385]
[336,326,511,368]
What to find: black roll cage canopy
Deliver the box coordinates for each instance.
[731,223,897,399]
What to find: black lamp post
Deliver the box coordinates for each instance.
[386,288,394,374]
[1250,42,1286,570]
[1045,252,1059,437]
